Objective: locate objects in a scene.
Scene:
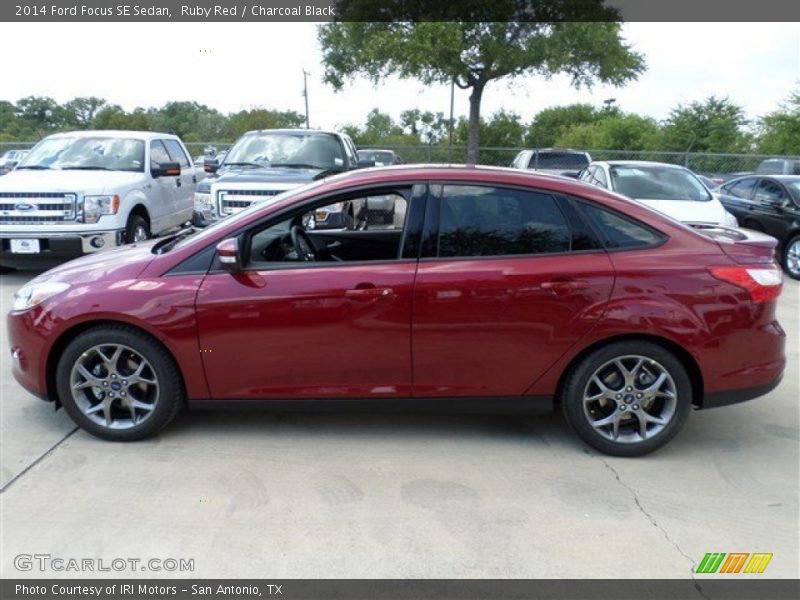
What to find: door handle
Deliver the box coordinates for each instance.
[540,280,590,295]
[345,286,394,300]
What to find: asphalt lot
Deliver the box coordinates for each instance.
[0,269,797,580]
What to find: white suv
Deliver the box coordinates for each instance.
[0,130,197,270]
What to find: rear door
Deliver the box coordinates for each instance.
[411,184,615,398]
[718,176,758,227]
[751,178,794,241]
[163,138,195,225]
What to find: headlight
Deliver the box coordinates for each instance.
[723,210,738,227]
[82,195,119,224]
[194,192,212,209]
[12,282,70,312]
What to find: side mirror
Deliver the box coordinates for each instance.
[216,238,241,271]
[357,158,376,169]
[152,161,181,178]
[204,158,220,174]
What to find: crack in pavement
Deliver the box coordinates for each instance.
[0,426,79,494]
[584,449,711,600]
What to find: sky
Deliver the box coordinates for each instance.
[0,22,797,130]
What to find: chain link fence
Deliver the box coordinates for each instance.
[3,141,797,179]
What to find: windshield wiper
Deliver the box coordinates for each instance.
[223,162,267,168]
[60,166,112,171]
[153,227,197,254]
[16,165,51,170]
[271,163,324,169]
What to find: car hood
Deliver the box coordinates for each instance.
[634,197,729,225]
[212,166,326,185]
[0,169,142,193]
[30,241,157,286]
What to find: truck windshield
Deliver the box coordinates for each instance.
[610,165,712,202]
[17,137,145,172]
[223,132,345,171]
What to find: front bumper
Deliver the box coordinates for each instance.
[0,230,124,269]
[7,307,51,401]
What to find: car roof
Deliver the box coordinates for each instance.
[523,148,589,154]
[358,149,395,154]
[766,175,800,182]
[242,128,341,137]
[595,160,688,170]
[44,130,182,141]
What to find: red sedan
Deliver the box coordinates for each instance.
[7,166,786,456]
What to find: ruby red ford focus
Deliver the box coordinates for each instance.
[8,166,786,456]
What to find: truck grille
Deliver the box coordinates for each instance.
[0,192,77,224]
[218,189,282,216]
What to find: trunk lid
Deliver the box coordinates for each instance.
[689,224,778,264]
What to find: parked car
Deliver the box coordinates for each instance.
[579,161,738,227]
[511,148,591,178]
[193,129,361,227]
[357,149,404,166]
[716,175,800,279]
[0,130,197,270]
[8,166,785,456]
[1,149,29,175]
[696,174,723,190]
[757,158,800,176]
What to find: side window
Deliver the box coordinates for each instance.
[246,189,410,267]
[163,139,190,168]
[149,140,171,170]
[725,177,757,199]
[754,180,787,205]
[593,167,608,188]
[581,203,664,250]
[438,185,570,258]
[342,136,358,168]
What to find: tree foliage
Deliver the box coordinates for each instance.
[661,96,751,153]
[318,17,645,163]
[756,90,800,155]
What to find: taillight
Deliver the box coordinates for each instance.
[709,265,783,303]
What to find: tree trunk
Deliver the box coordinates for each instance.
[466,82,485,166]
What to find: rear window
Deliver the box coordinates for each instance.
[581,203,665,250]
[528,152,590,170]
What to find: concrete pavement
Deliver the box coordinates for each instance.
[0,270,797,579]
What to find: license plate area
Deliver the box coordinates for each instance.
[9,239,40,254]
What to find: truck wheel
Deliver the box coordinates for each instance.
[125,215,149,244]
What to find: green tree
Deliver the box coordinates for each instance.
[64,97,107,128]
[662,96,751,153]
[455,109,525,148]
[525,103,600,147]
[15,96,67,135]
[228,108,305,138]
[756,91,800,155]
[399,109,449,144]
[556,113,661,150]
[92,105,155,131]
[318,11,644,164]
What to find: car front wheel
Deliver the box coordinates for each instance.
[561,341,692,457]
[56,325,184,441]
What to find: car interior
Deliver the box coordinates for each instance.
[245,189,410,267]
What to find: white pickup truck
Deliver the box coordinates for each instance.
[0,130,196,270]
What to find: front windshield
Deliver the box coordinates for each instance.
[223,132,345,170]
[19,137,145,172]
[167,179,327,252]
[359,151,394,164]
[610,165,712,202]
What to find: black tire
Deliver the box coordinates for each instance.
[781,234,800,281]
[56,325,185,441]
[561,340,692,457]
[125,214,150,244]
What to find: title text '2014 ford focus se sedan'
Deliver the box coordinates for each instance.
[7,166,786,456]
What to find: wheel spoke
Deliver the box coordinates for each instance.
[131,400,155,412]
[102,399,112,426]
[85,402,105,415]
[615,358,643,386]
[644,372,668,394]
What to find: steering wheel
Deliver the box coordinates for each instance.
[290,225,318,262]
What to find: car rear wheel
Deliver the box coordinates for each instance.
[56,325,184,441]
[782,235,800,280]
[561,341,692,457]
[125,215,149,244]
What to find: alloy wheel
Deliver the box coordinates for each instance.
[786,239,800,277]
[70,343,159,429]
[582,355,677,444]
[133,225,148,242]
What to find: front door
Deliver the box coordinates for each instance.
[195,186,419,400]
[412,184,615,397]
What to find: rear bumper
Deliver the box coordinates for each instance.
[701,374,784,409]
[0,230,124,269]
